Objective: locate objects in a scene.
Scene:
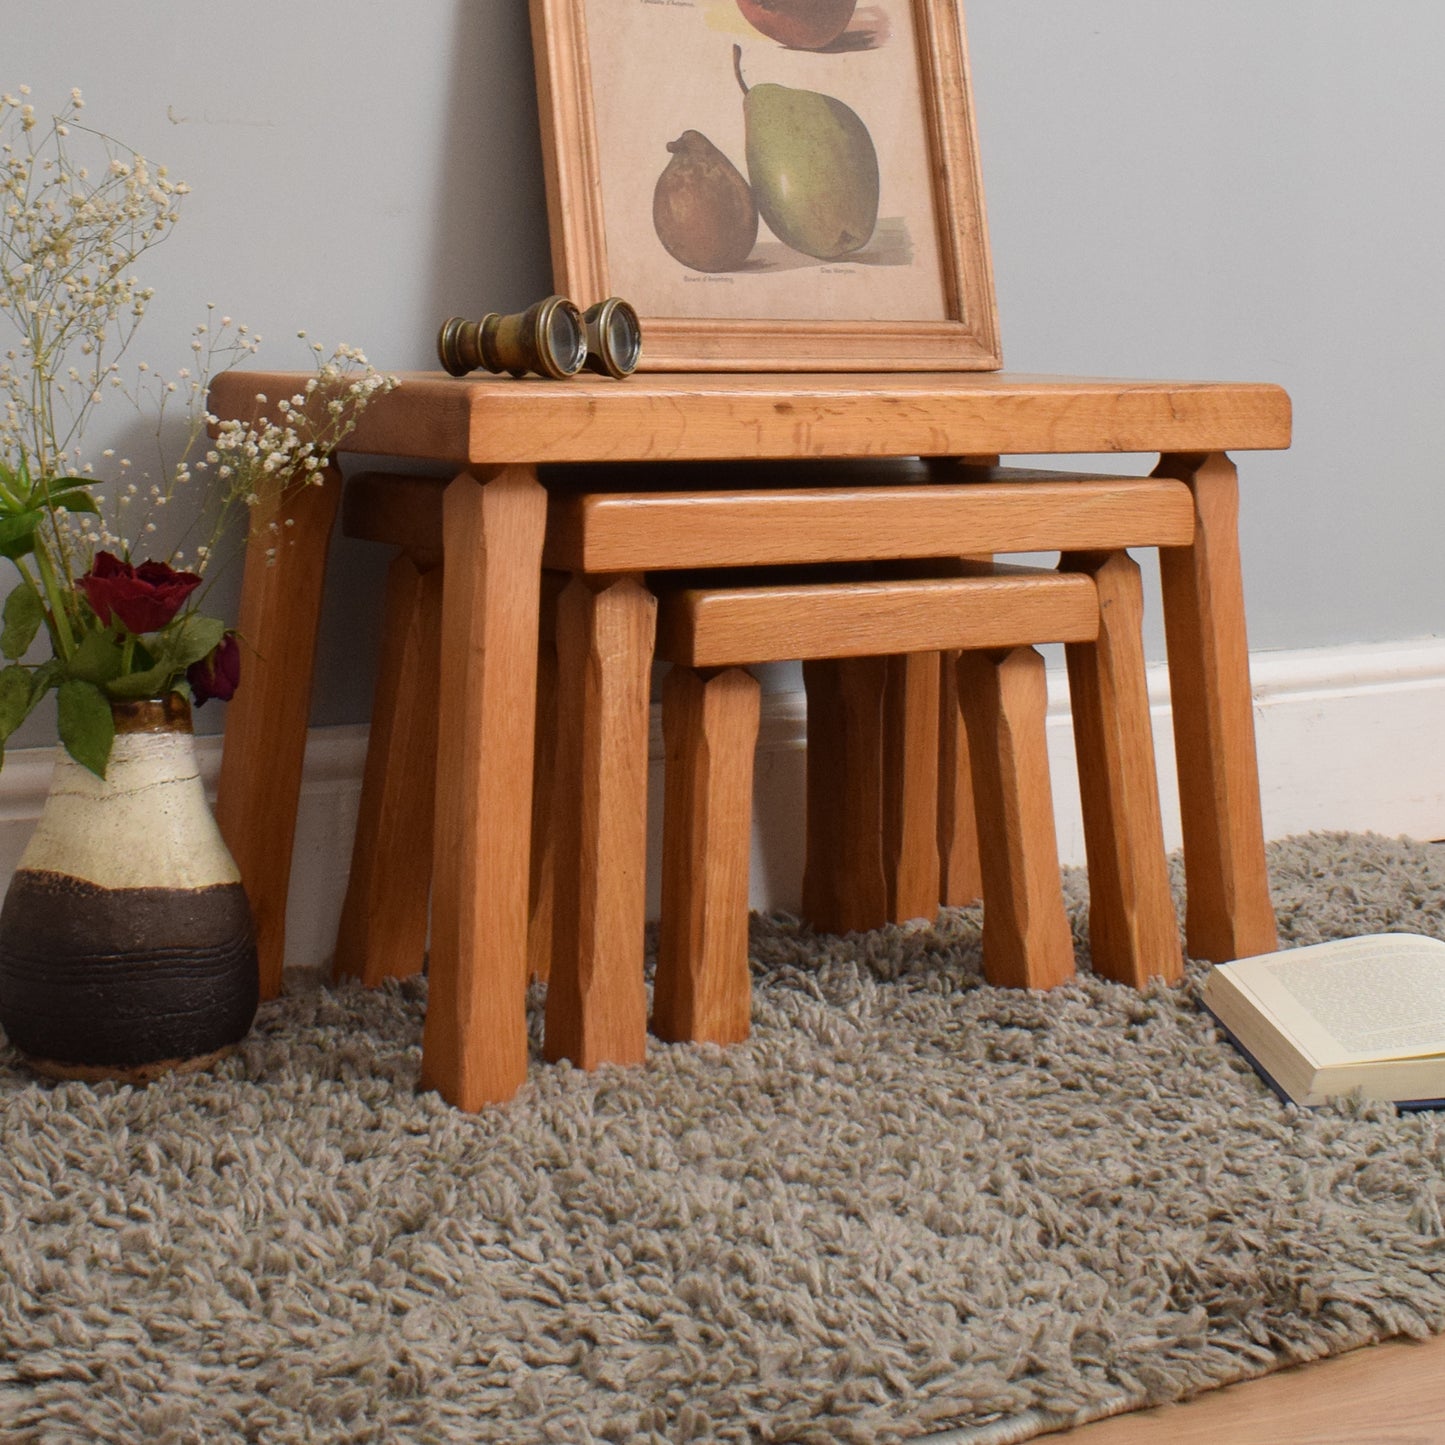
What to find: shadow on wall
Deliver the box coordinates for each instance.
[422,2,553,343]
[315,2,557,732]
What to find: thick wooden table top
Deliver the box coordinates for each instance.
[209,370,1291,465]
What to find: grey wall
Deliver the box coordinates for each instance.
[8,0,553,740]
[6,0,1442,749]
[967,1,1445,656]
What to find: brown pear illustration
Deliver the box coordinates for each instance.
[652,129,759,273]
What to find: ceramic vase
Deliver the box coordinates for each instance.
[0,695,258,1081]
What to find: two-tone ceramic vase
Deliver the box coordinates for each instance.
[0,695,258,1081]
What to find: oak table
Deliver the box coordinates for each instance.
[207,369,1292,1110]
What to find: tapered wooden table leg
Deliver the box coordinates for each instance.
[422,466,547,1109]
[882,652,942,923]
[215,463,343,1000]
[544,573,655,1069]
[801,656,889,934]
[654,666,760,1046]
[1062,550,1182,986]
[937,649,983,908]
[957,646,1075,990]
[333,551,442,986]
[527,630,559,986]
[1155,452,1277,962]
[922,468,995,916]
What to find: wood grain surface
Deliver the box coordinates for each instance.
[653,666,760,1047]
[1054,1334,1445,1445]
[211,370,1291,465]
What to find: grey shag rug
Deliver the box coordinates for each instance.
[2,832,1445,1445]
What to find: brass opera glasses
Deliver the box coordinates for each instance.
[580,296,643,379]
[437,295,641,381]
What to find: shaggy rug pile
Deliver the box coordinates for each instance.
[2,831,1444,1444]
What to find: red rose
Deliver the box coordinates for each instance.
[79,552,202,634]
[188,631,241,705]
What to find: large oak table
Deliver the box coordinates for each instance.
[207,369,1291,1109]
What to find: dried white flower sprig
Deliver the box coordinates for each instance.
[207,335,394,564]
[0,87,395,775]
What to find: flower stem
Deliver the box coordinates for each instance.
[29,547,76,659]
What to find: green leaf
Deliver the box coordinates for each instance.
[0,665,33,742]
[55,493,100,517]
[163,613,226,671]
[67,627,126,685]
[102,660,175,700]
[29,657,64,697]
[0,509,41,559]
[100,614,224,701]
[1,582,44,660]
[41,475,98,503]
[57,678,114,778]
[0,457,38,513]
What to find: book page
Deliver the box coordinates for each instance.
[1226,934,1445,1067]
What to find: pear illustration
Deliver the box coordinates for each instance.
[652,129,759,273]
[733,46,879,261]
[736,0,858,50]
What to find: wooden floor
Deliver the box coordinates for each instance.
[1052,1330,1445,1444]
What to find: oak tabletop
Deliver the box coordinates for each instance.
[208,369,1291,467]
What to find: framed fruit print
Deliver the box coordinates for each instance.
[528,0,1001,371]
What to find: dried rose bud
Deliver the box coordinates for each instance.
[188,631,241,705]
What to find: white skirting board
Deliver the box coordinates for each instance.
[0,638,1441,970]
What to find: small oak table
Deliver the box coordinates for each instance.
[207,369,1291,1109]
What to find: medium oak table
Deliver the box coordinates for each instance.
[207,369,1292,1110]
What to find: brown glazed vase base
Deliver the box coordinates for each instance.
[0,700,260,1080]
[0,870,259,1073]
[19,1043,237,1086]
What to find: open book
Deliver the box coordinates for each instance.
[1200,933,1445,1108]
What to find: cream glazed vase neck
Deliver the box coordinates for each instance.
[21,696,241,891]
[0,696,259,1082]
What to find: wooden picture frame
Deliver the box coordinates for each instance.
[528,0,1000,372]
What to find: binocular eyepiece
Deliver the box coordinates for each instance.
[438,295,641,381]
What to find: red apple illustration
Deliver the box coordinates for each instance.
[736,0,858,51]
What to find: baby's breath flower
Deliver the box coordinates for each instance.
[0,89,392,759]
